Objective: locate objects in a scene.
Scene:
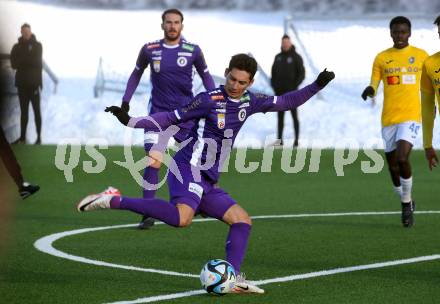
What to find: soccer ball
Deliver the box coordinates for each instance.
[200,259,236,295]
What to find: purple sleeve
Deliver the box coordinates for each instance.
[122,46,149,103]
[193,47,215,90]
[253,82,321,113]
[128,112,178,130]
[128,93,212,130]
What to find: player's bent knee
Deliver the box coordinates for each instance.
[223,204,252,226]
[176,203,195,228]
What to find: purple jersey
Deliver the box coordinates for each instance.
[122,39,215,113]
[129,82,322,182]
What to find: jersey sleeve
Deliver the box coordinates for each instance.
[193,46,215,90]
[122,45,150,103]
[128,93,213,130]
[251,82,321,114]
[369,54,382,94]
[420,61,435,95]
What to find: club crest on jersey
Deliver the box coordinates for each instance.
[238,108,247,121]
[177,57,188,67]
[217,113,225,129]
[153,60,160,73]
[408,57,415,64]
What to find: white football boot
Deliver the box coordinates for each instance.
[77,187,120,212]
[229,273,265,294]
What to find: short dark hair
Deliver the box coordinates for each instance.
[389,16,411,30]
[434,15,440,26]
[162,8,184,23]
[21,23,31,29]
[282,34,290,40]
[228,54,258,80]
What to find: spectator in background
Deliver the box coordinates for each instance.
[271,34,305,147]
[10,23,43,144]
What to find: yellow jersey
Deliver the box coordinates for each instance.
[369,45,428,127]
[421,51,440,148]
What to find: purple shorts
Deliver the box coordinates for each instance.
[167,161,236,220]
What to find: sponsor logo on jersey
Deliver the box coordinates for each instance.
[240,94,250,102]
[238,108,247,121]
[239,102,250,108]
[215,108,226,113]
[216,101,227,108]
[402,74,416,85]
[384,66,419,74]
[217,113,225,129]
[387,75,400,85]
[153,60,160,73]
[211,95,224,101]
[209,89,222,95]
[178,52,193,57]
[152,56,162,60]
[188,182,203,198]
[408,56,415,64]
[152,50,162,55]
[434,78,440,85]
[435,67,440,73]
[147,43,160,49]
[386,60,394,64]
[182,43,195,52]
[177,57,188,67]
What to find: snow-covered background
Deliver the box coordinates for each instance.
[0,1,439,148]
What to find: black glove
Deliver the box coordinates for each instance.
[316,68,335,88]
[105,106,130,126]
[361,86,375,100]
[121,102,130,113]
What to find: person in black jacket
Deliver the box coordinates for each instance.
[271,34,305,147]
[10,23,43,144]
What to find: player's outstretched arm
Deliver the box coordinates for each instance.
[261,68,335,113]
[361,86,375,100]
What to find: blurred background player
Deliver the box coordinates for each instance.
[10,23,43,145]
[121,8,215,229]
[271,34,305,147]
[79,53,335,294]
[361,16,428,227]
[421,15,440,170]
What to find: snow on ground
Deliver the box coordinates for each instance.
[1,1,439,148]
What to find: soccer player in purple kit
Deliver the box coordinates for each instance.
[121,8,215,229]
[78,54,335,293]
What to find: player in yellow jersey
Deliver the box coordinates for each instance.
[362,16,428,228]
[421,16,440,170]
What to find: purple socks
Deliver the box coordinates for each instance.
[111,196,180,227]
[225,222,251,274]
[143,167,159,199]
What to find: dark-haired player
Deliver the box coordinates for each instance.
[79,54,334,293]
[362,16,428,227]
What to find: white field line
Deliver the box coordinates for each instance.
[33,211,440,303]
[34,211,440,278]
[105,254,440,304]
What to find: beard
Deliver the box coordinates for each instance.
[165,30,180,42]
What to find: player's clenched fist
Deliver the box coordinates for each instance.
[316,68,335,88]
